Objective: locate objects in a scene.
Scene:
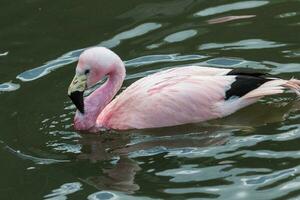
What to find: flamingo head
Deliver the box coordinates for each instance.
[68,47,123,114]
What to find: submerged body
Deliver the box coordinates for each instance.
[68,47,300,132]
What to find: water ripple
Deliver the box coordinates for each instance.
[207,15,256,24]
[243,150,300,159]
[242,168,297,186]
[16,23,162,82]
[163,125,300,159]
[0,51,8,57]
[3,143,69,165]
[88,191,158,200]
[0,82,20,92]
[263,61,300,74]
[47,142,82,154]
[44,182,82,200]
[199,39,286,50]
[16,49,83,82]
[276,12,299,19]
[100,22,162,48]
[163,29,198,43]
[194,1,269,17]
[125,54,206,67]
[156,165,230,183]
[282,49,300,58]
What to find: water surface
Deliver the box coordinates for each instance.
[1,0,300,199]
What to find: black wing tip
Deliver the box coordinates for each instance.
[227,68,270,77]
[225,75,271,100]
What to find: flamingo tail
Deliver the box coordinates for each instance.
[283,79,300,96]
[242,78,300,99]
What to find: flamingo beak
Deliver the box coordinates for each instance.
[68,74,87,114]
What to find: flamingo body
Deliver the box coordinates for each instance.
[67,47,300,132]
[97,67,234,130]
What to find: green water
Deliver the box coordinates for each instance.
[1,0,300,199]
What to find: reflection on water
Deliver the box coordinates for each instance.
[16,48,82,82]
[35,99,298,198]
[199,39,286,50]
[282,49,300,58]
[263,61,300,74]
[100,23,162,49]
[117,0,195,20]
[44,182,82,200]
[87,190,157,200]
[75,126,229,194]
[194,1,269,17]
[83,156,141,193]
[2,142,69,165]
[0,82,20,92]
[125,54,206,68]
[276,12,299,19]
[16,22,161,82]
[1,0,300,199]
[147,29,199,49]
[163,29,198,43]
[0,51,8,57]
[207,15,256,25]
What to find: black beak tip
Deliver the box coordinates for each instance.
[68,91,84,114]
[77,105,85,114]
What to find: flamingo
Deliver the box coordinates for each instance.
[68,47,300,132]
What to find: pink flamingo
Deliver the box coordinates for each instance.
[68,47,300,132]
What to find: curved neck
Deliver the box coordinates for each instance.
[74,63,125,130]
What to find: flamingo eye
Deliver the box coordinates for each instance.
[84,69,90,75]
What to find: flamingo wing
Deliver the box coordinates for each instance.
[95,67,236,129]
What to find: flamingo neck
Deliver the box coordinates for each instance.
[74,63,125,131]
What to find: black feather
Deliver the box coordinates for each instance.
[225,75,271,100]
[227,68,268,77]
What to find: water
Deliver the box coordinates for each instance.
[1,0,300,199]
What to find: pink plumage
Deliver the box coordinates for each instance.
[67,47,300,132]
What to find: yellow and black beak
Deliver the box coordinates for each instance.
[68,74,87,114]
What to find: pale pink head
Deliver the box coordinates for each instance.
[68,46,125,114]
[76,47,124,88]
